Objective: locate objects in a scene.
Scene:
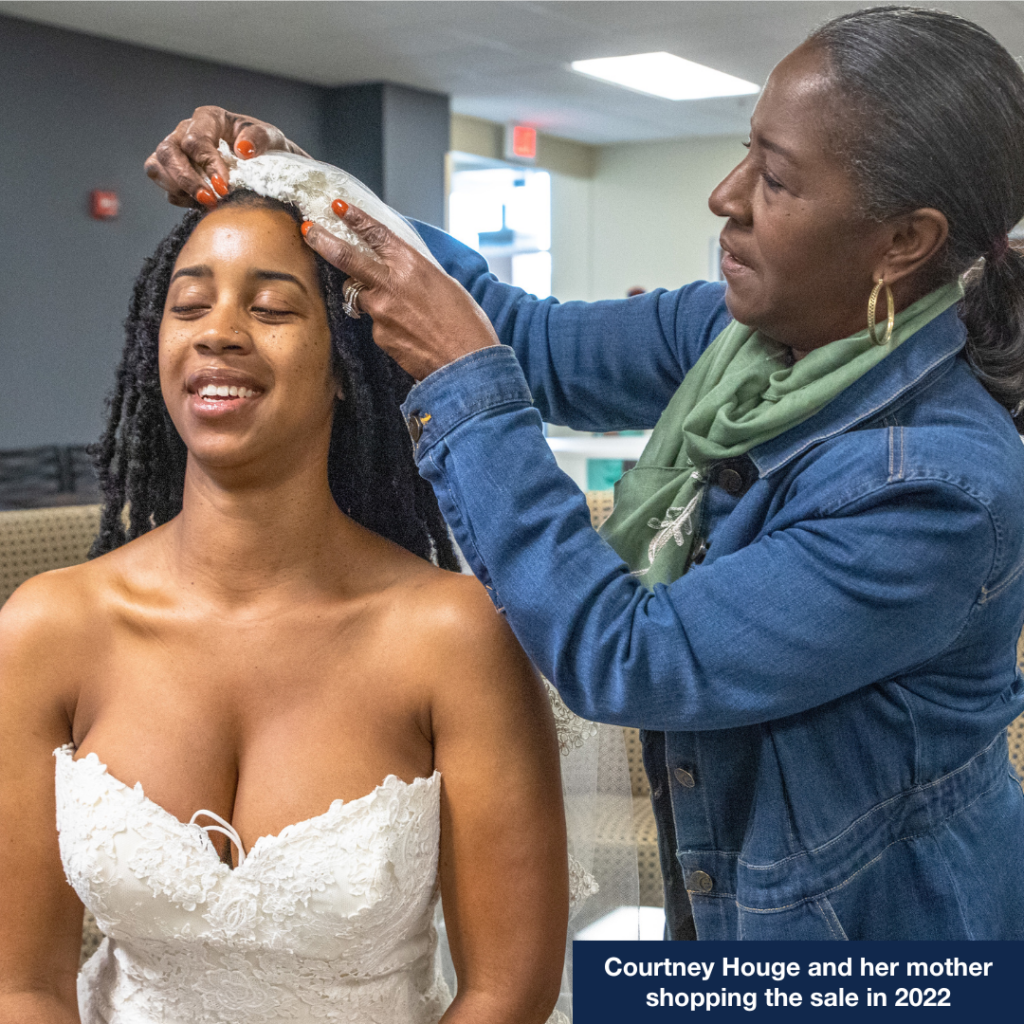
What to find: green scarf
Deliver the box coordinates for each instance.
[599,281,963,587]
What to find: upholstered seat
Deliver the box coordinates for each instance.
[584,491,663,907]
[0,504,106,963]
[1011,632,1024,784]
[0,503,101,604]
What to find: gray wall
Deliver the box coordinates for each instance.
[319,82,448,228]
[381,84,449,228]
[0,15,448,450]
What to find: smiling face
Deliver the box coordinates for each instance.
[159,203,337,477]
[708,42,894,353]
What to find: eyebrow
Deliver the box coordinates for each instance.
[170,264,211,282]
[169,265,308,293]
[254,270,308,293]
[755,133,798,162]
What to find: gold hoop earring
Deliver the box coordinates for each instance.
[867,279,895,346]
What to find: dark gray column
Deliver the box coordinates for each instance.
[318,83,449,228]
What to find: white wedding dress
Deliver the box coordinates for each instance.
[56,684,637,1023]
[56,745,451,1024]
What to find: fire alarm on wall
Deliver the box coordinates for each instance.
[90,190,119,219]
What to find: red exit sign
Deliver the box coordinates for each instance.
[505,124,537,162]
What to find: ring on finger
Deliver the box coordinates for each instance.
[342,277,365,320]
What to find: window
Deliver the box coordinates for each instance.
[448,158,551,298]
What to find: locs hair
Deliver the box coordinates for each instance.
[811,5,1024,429]
[89,190,459,571]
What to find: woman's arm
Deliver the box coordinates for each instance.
[406,355,1007,730]
[305,204,731,431]
[408,220,731,430]
[409,576,567,1024]
[0,578,83,1024]
[142,108,732,429]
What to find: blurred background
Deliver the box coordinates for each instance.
[2,0,1023,506]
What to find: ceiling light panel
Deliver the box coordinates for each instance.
[571,52,759,101]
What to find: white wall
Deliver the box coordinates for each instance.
[545,135,745,304]
[549,171,594,302]
[451,113,744,305]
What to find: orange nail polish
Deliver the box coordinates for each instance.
[236,139,256,159]
[332,199,349,217]
[301,221,314,237]
[196,188,217,207]
[210,173,229,197]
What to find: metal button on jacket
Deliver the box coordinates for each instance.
[407,413,425,442]
[717,466,745,495]
[688,870,714,893]
[674,767,695,788]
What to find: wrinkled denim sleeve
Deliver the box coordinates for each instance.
[405,227,995,731]
[412,220,731,430]
[401,351,994,731]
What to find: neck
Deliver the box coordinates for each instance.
[165,445,356,607]
[785,276,939,362]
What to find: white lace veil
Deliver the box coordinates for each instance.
[219,148,641,1023]
[220,142,442,269]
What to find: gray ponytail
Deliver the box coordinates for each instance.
[811,6,1024,429]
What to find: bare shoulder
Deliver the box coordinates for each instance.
[399,567,528,667]
[385,564,552,723]
[0,555,115,694]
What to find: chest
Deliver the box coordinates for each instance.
[69,604,434,859]
[683,455,767,569]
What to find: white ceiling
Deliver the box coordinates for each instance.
[4,1,1024,145]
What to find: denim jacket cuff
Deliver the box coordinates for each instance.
[400,346,533,459]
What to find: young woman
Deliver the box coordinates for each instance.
[146,7,1024,940]
[0,192,568,1023]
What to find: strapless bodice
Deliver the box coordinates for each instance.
[54,745,450,1024]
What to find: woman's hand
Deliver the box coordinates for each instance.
[302,202,499,381]
[144,107,303,208]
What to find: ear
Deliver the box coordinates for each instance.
[875,208,949,285]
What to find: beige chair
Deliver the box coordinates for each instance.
[0,503,102,605]
[1010,632,1024,784]
[584,491,663,906]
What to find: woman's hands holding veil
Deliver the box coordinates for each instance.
[302,206,499,381]
[145,106,310,208]
[145,105,499,381]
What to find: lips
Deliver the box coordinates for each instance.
[185,367,265,417]
[719,235,752,272]
[186,368,265,396]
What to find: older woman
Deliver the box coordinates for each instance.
[146,7,1024,940]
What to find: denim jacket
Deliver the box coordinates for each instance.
[404,223,1024,940]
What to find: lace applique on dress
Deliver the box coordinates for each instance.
[55,745,449,1024]
[544,679,600,756]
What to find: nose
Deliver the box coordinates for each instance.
[193,301,251,355]
[708,157,753,226]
